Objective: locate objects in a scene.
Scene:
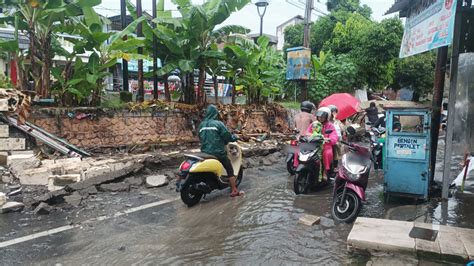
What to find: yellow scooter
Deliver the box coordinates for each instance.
[177,143,243,207]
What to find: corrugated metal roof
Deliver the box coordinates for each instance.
[385,0,414,16]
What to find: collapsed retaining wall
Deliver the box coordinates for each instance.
[28,104,290,149]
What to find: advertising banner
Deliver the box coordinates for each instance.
[399,0,457,58]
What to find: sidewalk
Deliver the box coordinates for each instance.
[348,217,474,262]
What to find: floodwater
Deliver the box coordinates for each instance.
[1,160,473,264]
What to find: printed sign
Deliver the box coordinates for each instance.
[399,0,457,58]
[286,47,312,80]
[389,136,427,160]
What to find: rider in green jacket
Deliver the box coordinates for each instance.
[199,105,243,197]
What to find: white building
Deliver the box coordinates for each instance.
[276,15,304,51]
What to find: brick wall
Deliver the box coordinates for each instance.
[28,105,290,148]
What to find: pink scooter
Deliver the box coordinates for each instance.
[331,140,372,223]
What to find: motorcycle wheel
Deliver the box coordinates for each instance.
[331,190,361,223]
[180,181,203,207]
[294,171,310,194]
[287,159,296,175]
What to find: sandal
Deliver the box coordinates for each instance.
[230,191,245,197]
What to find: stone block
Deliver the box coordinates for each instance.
[0,152,7,166]
[19,167,52,185]
[34,202,53,215]
[458,227,474,260]
[82,165,111,180]
[438,228,468,261]
[1,201,25,213]
[100,182,130,192]
[0,138,25,151]
[0,99,8,112]
[0,192,6,206]
[0,125,9,138]
[146,175,168,188]
[48,174,81,191]
[347,217,415,254]
[299,214,321,226]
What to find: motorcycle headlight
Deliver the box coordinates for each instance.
[344,168,360,181]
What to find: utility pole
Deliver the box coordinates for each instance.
[442,0,464,200]
[303,0,313,48]
[136,0,145,102]
[300,0,313,101]
[152,0,158,100]
[430,46,448,183]
[120,0,129,93]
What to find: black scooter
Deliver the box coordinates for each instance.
[293,135,326,194]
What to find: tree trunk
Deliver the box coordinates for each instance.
[198,64,206,104]
[164,74,171,102]
[213,75,218,104]
[230,77,236,104]
[40,34,52,98]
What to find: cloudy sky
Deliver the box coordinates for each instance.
[95,0,397,36]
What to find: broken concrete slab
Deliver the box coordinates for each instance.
[0,124,9,138]
[299,214,321,226]
[8,154,41,177]
[146,175,168,188]
[64,192,82,207]
[125,176,143,186]
[0,192,6,206]
[48,174,81,191]
[1,201,25,213]
[0,138,25,151]
[34,202,53,215]
[19,167,52,185]
[0,151,7,166]
[100,183,130,192]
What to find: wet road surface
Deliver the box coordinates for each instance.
[1,161,472,264]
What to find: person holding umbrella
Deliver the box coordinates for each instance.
[314,107,338,181]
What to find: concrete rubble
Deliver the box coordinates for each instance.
[145,175,168,188]
[1,201,25,213]
[0,141,283,214]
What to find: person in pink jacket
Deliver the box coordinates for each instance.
[314,107,338,181]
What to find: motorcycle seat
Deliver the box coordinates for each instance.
[184,153,218,161]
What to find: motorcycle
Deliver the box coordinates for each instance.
[369,127,385,170]
[331,139,372,223]
[293,135,326,194]
[177,143,243,207]
[286,130,300,175]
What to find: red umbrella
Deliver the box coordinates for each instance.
[319,93,360,120]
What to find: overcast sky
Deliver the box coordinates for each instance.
[95,0,397,36]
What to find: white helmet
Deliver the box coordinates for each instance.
[316,107,332,121]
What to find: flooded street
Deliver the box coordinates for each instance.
[1,159,473,264]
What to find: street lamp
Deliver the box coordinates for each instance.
[255,0,269,36]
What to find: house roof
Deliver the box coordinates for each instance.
[247,33,278,44]
[384,0,414,17]
[276,15,304,30]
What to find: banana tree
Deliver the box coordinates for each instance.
[225,36,285,104]
[151,0,250,104]
[0,0,98,97]
[52,5,146,105]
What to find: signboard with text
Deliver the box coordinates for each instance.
[388,136,427,160]
[286,47,312,80]
[399,0,457,58]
